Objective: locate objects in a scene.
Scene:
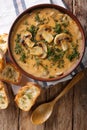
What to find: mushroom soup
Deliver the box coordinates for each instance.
[11,8,83,78]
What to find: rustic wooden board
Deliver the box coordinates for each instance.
[73,70,87,130]
[72,1,87,130]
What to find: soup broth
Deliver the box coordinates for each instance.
[11,8,83,78]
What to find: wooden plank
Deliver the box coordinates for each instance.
[0,84,19,130]
[73,0,87,38]
[44,82,73,130]
[72,0,87,130]
[73,71,87,130]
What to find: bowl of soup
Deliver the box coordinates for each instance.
[8,4,85,81]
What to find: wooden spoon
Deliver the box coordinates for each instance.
[31,71,84,125]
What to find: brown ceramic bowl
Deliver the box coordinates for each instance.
[8,4,85,82]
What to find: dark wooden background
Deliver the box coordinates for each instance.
[0,0,87,130]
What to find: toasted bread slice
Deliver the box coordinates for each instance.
[0,49,6,72]
[0,63,22,84]
[0,81,9,109]
[15,82,41,111]
[0,33,8,54]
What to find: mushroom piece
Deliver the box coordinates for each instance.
[35,25,46,41]
[62,14,70,22]
[30,46,43,56]
[54,33,71,44]
[35,25,53,42]
[21,31,32,39]
[24,31,32,38]
[35,30,43,41]
[21,31,35,48]
[37,42,47,59]
[42,31,53,43]
[54,33,71,50]
[25,38,35,48]
[61,41,68,51]
[56,71,63,76]
[30,42,47,58]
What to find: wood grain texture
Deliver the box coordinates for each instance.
[73,76,87,130]
[73,0,87,38]
[0,84,19,130]
[44,83,73,130]
[0,0,87,130]
[72,0,87,130]
[73,71,87,130]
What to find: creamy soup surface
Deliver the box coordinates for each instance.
[11,8,83,78]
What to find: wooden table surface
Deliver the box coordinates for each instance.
[0,0,87,130]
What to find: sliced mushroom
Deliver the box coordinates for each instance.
[21,31,32,39]
[41,70,49,77]
[49,11,55,16]
[61,41,68,51]
[42,31,53,43]
[35,31,43,41]
[37,42,47,59]
[30,46,43,56]
[49,9,63,19]
[56,71,63,76]
[62,14,69,21]
[54,33,71,45]
[35,25,53,41]
[24,32,32,38]
[25,38,35,48]
[35,26,44,41]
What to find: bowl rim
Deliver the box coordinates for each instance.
[8,4,86,82]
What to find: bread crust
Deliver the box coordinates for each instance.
[15,82,41,111]
[0,81,9,109]
[0,33,8,54]
[0,63,22,85]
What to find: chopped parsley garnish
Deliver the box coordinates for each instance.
[35,13,46,24]
[35,56,41,66]
[24,21,29,25]
[0,95,3,99]
[62,21,69,27]
[52,51,65,62]
[34,57,48,70]
[49,76,55,78]
[54,23,62,34]
[20,53,26,62]
[63,29,72,36]
[57,59,64,68]
[15,34,21,43]
[26,93,32,99]
[67,45,80,61]
[28,25,38,41]
[15,43,23,54]
[40,64,48,70]
[47,46,65,68]
[2,67,14,78]
[35,13,41,22]
[15,36,27,63]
